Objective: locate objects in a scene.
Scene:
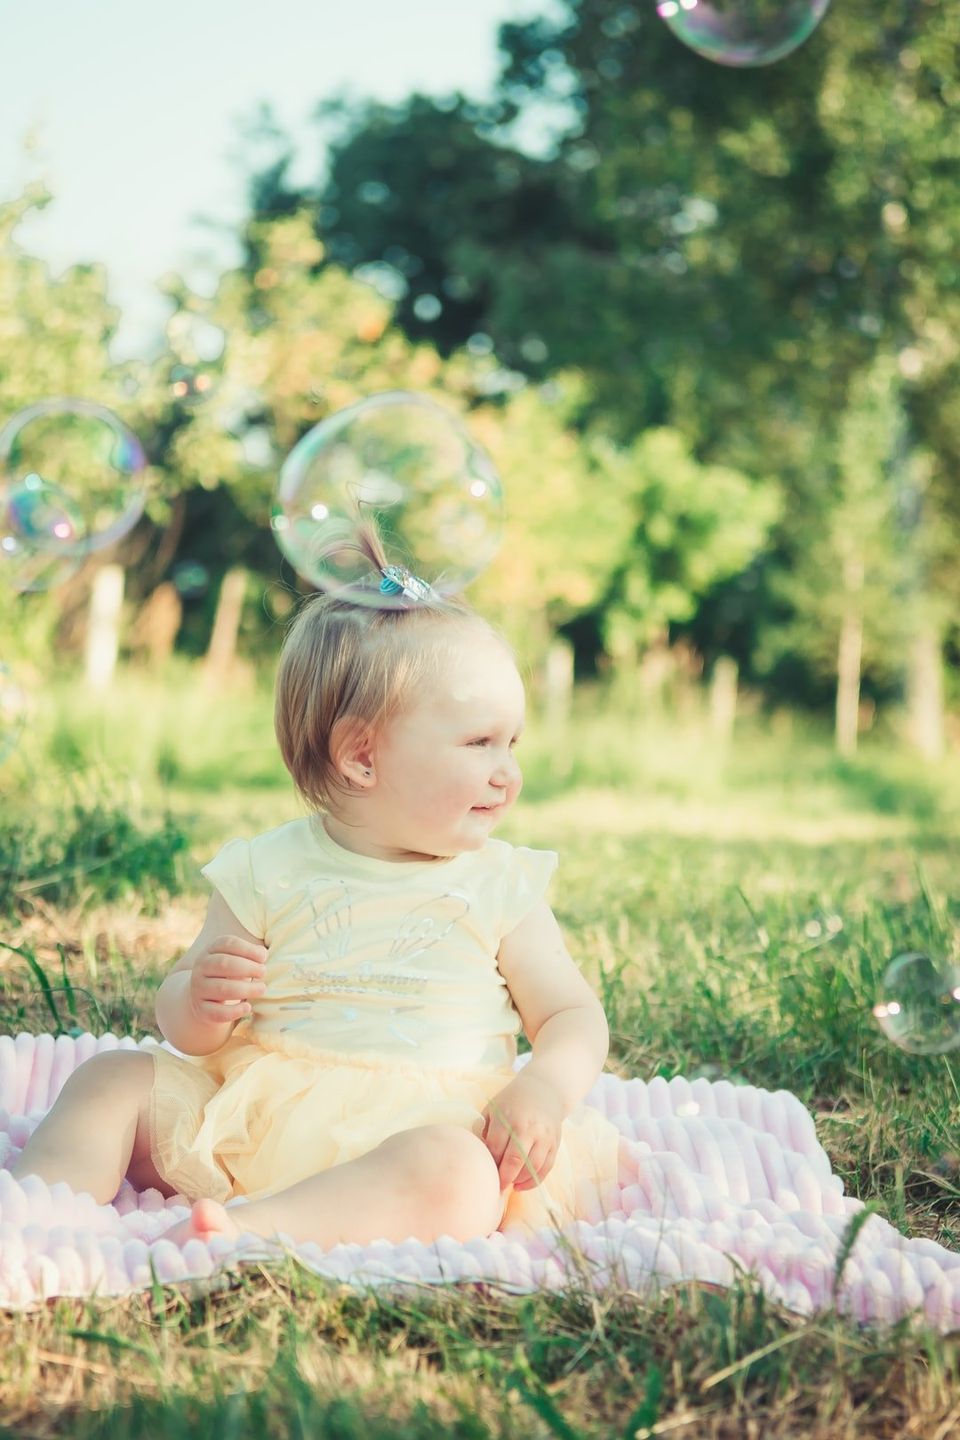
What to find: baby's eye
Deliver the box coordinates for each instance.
[468,737,491,747]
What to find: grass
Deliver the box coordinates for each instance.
[1,670,960,1436]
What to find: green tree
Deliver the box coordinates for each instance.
[0,187,135,664]
[600,428,781,682]
[760,357,919,752]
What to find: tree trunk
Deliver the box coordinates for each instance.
[203,567,247,687]
[835,605,863,757]
[134,582,183,668]
[84,564,124,691]
[709,656,738,746]
[543,637,574,730]
[906,621,944,760]
[638,627,671,717]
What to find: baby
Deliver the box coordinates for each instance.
[13,529,621,1249]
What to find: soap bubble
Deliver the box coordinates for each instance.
[169,364,215,403]
[0,399,147,591]
[0,662,26,761]
[271,391,503,607]
[0,475,85,593]
[872,952,960,1056]
[656,0,831,67]
[171,559,210,599]
[165,309,223,402]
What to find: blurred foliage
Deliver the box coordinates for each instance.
[0,194,774,678]
[0,794,188,916]
[2,0,960,727]
[242,0,960,707]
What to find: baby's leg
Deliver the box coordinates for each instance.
[164,1123,504,1249]
[10,1050,174,1203]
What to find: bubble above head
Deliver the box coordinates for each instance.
[656,0,832,67]
[0,399,147,593]
[271,391,503,608]
[872,952,960,1057]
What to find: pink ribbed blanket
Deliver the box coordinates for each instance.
[0,1031,957,1326]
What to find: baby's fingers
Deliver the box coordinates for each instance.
[204,938,268,971]
[196,972,265,1000]
[513,1144,555,1191]
[192,975,264,1021]
[497,1139,541,1191]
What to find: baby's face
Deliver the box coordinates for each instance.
[371,631,526,858]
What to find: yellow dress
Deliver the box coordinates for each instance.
[147,817,621,1234]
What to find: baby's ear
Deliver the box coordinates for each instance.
[331,715,376,788]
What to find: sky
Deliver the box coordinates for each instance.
[0,0,544,357]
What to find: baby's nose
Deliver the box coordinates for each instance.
[492,752,521,787]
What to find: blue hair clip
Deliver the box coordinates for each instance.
[379,564,435,602]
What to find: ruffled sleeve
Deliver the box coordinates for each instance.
[499,845,559,939]
[200,838,266,938]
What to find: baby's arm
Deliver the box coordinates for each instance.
[155,890,267,1056]
[497,900,609,1112]
[483,902,609,1190]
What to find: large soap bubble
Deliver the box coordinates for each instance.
[0,399,147,592]
[656,0,831,67]
[872,952,960,1057]
[271,392,503,607]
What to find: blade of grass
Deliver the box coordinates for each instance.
[0,938,64,1032]
[832,1203,879,1301]
[57,943,78,1021]
[699,1326,809,1392]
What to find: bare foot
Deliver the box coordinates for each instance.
[162,1197,243,1246]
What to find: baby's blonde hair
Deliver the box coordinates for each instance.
[275,522,488,811]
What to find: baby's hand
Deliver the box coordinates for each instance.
[189,936,267,1024]
[480,1070,565,1192]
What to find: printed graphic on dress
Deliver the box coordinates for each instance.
[277,889,471,1046]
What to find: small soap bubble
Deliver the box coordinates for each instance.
[0,662,26,761]
[169,364,215,403]
[0,399,147,592]
[171,560,210,599]
[272,391,503,607]
[5,473,83,546]
[1,475,86,592]
[872,952,960,1056]
[656,0,832,67]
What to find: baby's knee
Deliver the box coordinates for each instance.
[404,1124,502,1236]
[61,1048,154,1104]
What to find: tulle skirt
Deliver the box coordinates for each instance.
[145,1031,622,1234]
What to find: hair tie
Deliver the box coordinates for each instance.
[378,564,436,602]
